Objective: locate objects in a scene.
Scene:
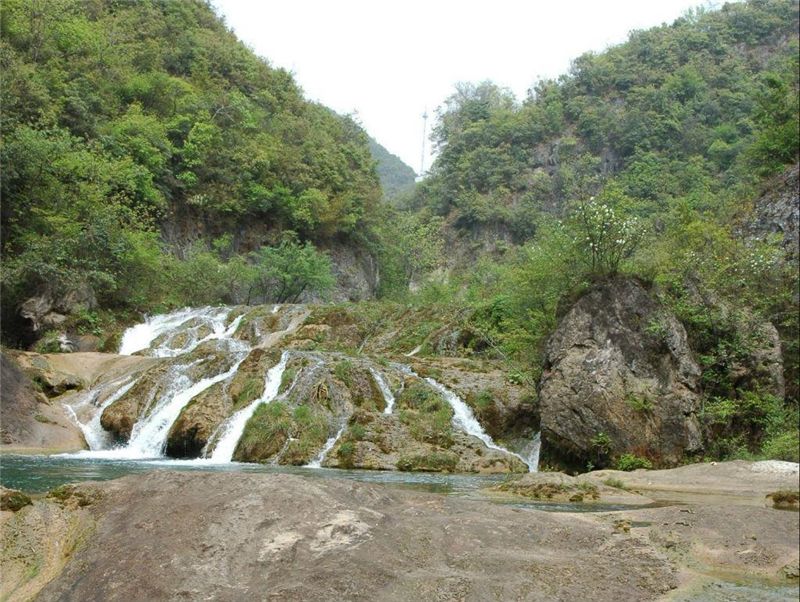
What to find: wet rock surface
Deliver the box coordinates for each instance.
[30,471,677,602]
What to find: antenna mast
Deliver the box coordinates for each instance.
[419,108,428,176]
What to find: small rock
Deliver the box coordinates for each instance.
[613,519,631,534]
[1,486,32,511]
[781,561,799,580]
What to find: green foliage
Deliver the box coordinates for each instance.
[748,45,800,174]
[333,360,354,387]
[249,233,335,303]
[414,0,798,238]
[625,395,654,413]
[761,429,800,463]
[590,432,612,454]
[367,137,416,199]
[702,392,796,460]
[602,477,627,490]
[337,441,356,467]
[0,0,380,343]
[569,191,645,276]
[397,383,454,447]
[615,454,653,471]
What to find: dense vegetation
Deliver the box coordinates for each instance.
[1,0,797,465]
[393,0,799,463]
[0,0,382,344]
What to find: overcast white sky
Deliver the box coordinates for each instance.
[213,0,714,173]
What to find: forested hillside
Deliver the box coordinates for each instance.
[413,1,798,237]
[395,0,799,463]
[1,0,382,345]
[368,137,416,199]
[1,0,797,466]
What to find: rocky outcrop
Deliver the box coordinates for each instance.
[0,353,86,453]
[491,471,650,505]
[742,162,799,260]
[322,244,379,302]
[18,286,97,333]
[539,278,703,468]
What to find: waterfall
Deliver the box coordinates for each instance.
[121,347,248,458]
[119,307,242,357]
[65,378,138,450]
[525,431,541,472]
[307,424,346,468]
[397,364,532,470]
[207,351,289,462]
[370,368,395,414]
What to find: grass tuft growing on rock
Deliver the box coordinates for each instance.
[397,451,459,472]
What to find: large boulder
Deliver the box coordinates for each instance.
[539,278,703,468]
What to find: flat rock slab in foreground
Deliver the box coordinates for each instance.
[28,472,677,601]
[4,470,796,602]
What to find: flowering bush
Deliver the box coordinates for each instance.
[570,196,645,275]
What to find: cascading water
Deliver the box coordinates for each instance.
[119,306,243,357]
[370,368,395,415]
[397,364,534,471]
[61,308,251,460]
[122,343,248,458]
[65,378,138,450]
[207,351,289,462]
[307,424,346,468]
[525,431,541,473]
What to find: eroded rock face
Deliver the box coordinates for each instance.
[539,278,703,468]
[743,162,799,260]
[0,353,86,452]
[101,341,240,442]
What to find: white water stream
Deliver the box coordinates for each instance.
[396,364,535,471]
[526,431,542,472]
[207,352,289,462]
[119,306,242,357]
[370,368,395,414]
[66,378,138,450]
[307,424,347,468]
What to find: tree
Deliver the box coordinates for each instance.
[250,234,334,303]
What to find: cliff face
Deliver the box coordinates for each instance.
[160,206,379,302]
[742,162,800,260]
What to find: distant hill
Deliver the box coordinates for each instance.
[368,138,417,199]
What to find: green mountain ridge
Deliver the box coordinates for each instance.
[367,137,416,200]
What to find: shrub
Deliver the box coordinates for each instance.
[337,441,356,467]
[334,360,354,387]
[615,453,653,471]
[590,432,612,453]
[761,428,800,462]
[625,394,654,413]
